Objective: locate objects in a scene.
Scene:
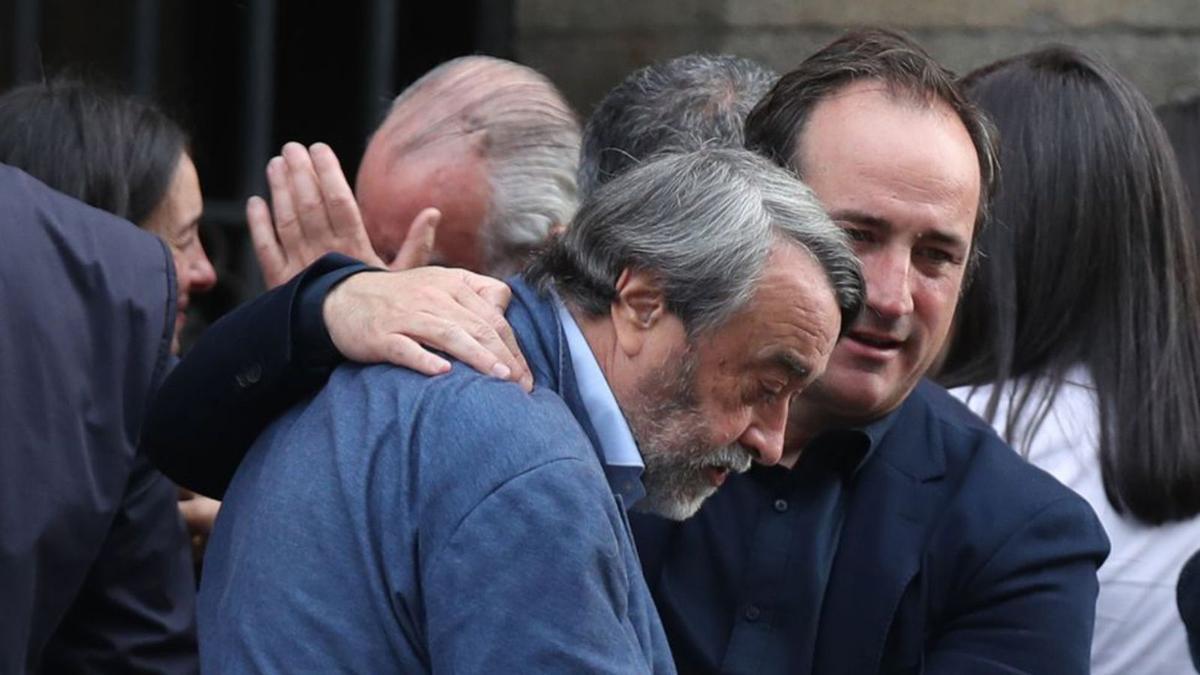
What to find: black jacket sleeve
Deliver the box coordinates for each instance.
[141,253,370,498]
[1181,548,1200,670]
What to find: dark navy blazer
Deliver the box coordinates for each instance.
[633,380,1111,675]
[0,164,196,673]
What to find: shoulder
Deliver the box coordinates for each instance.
[313,361,605,510]
[331,360,589,456]
[903,381,1109,561]
[912,381,1064,495]
[0,163,174,348]
[0,163,166,266]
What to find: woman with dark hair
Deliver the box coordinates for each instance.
[940,47,1200,675]
[0,78,217,355]
[0,78,221,568]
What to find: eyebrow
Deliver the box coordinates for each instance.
[766,351,811,381]
[830,208,968,252]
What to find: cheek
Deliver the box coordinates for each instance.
[699,386,754,443]
[169,249,189,289]
[911,275,961,339]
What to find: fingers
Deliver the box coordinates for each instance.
[409,308,521,381]
[451,280,531,392]
[265,154,303,254]
[463,272,513,312]
[390,208,441,271]
[246,196,288,288]
[380,332,452,376]
[282,142,332,249]
[309,143,364,239]
[323,269,532,392]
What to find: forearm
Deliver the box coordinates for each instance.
[141,253,369,498]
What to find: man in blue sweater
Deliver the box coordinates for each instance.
[196,148,864,672]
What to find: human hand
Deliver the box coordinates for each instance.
[247,142,441,288]
[323,268,533,392]
[177,487,221,565]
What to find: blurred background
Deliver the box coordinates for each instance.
[2,0,1199,338]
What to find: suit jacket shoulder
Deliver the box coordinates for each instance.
[827,380,1109,675]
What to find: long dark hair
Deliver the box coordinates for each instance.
[940,46,1200,524]
[0,78,187,226]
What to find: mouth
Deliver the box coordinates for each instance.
[845,330,905,358]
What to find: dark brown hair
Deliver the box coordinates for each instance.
[745,28,999,252]
[0,78,188,226]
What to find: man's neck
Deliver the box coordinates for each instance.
[778,395,882,469]
[569,305,621,384]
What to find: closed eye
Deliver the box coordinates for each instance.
[843,227,875,243]
[915,245,961,266]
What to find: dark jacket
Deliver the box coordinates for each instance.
[0,164,197,673]
[1180,548,1200,671]
[634,380,1110,675]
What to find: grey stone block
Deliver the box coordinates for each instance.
[517,0,727,33]
[721,0,1200,31]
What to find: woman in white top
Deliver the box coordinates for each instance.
[938,46,1200,675]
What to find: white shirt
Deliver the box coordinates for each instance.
[554,299,645,506]
[951,367,1200,675]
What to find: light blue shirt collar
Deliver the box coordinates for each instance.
[554,298,645,506]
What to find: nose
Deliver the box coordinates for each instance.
[184,239,218,295]
[738,398,789,466]
[864,249,914,320]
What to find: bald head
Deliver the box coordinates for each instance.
[356,56,581,275]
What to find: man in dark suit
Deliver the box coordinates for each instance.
[628,30,1109,674]
[144,30,1109,674]
[0,163,197,673]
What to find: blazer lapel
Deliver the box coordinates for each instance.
[813,398,947,675]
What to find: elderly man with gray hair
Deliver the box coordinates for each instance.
[247,55,580,286]
[195,147,862,673]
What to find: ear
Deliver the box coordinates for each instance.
[611,268,668,358]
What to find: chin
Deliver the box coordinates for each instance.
[632,486,715,522]
[811,367,907,422]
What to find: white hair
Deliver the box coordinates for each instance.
[387,56,581,275]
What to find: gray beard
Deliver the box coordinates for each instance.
[624,350,754,521]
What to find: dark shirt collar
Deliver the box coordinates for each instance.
[851,404,905,473]
[761,404,905,484]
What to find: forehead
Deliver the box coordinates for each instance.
[700,243,841,374]
[795,81,980,242]
[355,130,492,268]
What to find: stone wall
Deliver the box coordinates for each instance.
[515,0,1200,116]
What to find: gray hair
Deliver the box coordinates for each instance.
[578,54,778,197]
[387,56,581,275]
[528,147,864,337]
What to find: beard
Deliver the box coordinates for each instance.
[626,350,754,521]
